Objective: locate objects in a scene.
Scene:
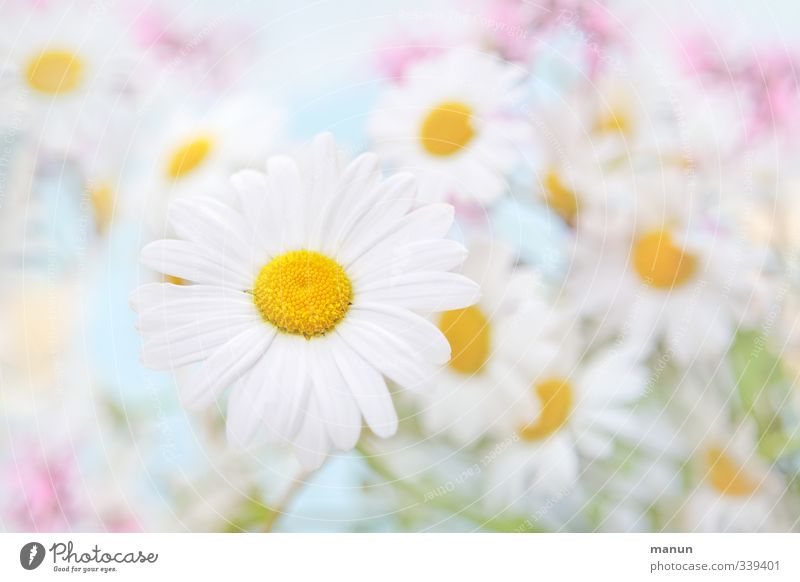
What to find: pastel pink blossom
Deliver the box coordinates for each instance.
[483,0,542,61]
[2,446,77,532]
[129,3,257,90]
[679,33,800,141]
[483,0,622,75]
[375,35,443,81]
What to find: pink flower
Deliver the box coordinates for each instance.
[483,0,621,75]
[103,516,143,533]
[579,1,623,78]
[2,445,78,532]
[678,33,800,141]
[483,0,542,61]
[128,4,257,91]
[375,35,443,81]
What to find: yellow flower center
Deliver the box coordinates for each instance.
[633,229,698,289]
[164,274,188,286]
[705,446,760,497]
[519,377,573,440]
[25,49,84,95]
[88,182,114,233]
[595,106,632,135]
[544,169,579,223]
[253,250,353,338]
[438,305,491,374]
[419,101,475,157]
[166,136,214,180]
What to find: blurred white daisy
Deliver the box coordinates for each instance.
[130,94,286,228]
[487,345,647,509]
[580,412,686,532]
[0,275,79,403]
[567,174,772,365]
[662,379,792,532]
[529,127,601,226]
[574,66,683,164]
[680,423,790,532]
[529,94,641,226]
[417,240,544,444]
[368,50,529,205]
[130,133,480,468]
[0,2,135,152]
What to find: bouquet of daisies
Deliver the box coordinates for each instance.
[1,0,798,533]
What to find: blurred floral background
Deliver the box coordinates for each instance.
[2,0,800,532]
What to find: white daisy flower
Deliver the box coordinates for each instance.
[529,94,644,226]
[581,413,686,532]
[0,2,135,152]
[527,63,719,227]
[681,423,790,532]
[529,131,603,227]
[487,345,647,509]
[368,50,529,206]
[567,173,772,365]
[572,65,684,164]
[663,381,792,532]
[130,133,480,468]
[416,240,544,444]
[0,275,79,402]
[130,94,286,228]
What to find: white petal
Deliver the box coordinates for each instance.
[259,335,312,442]
[168,196,256,264]
[131,282,239,310]
[577,348,646,404]
[318,152,381,252]
[358,272,480,312]
[538,437,581,492]
[332,171,415,253]
[292,395,332,470]
[308,341,363,450]
[336,317,436,393]
[225,347,279,448]
[574,427,615,459]
[266,156,306,250]
[339,203,455,267]
[348,303,451,365]
[331,340,398,438]
[306,133,341,247]
[141,315,258,370]
[132,284,258,331]
[140,239,253,289]
[583,409,641,442]
[230,169,282,257]
[350,239,468,284]
[181,326,274,408]
[225,336,311,448]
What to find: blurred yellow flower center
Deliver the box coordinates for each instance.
[519,377,574,440]
[438,305,491,374]
[88,182,114,233]
[166,136,214,179]
[633,229,698,289]
[26,49,84,95]
[596,107,632,135]
[420,101,475,156]
[705,446,759,497]
[164,274,188,286]
[544,169,579,222]
[253,250,353,338]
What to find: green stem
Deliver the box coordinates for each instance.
[356,441,545,532]
[261,468,310,532]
